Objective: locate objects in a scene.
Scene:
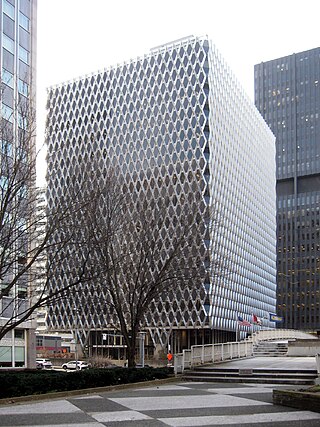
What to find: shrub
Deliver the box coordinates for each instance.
[0,366,172,399]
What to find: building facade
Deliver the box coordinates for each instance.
[255,48,320,333]
[46,36,277,356]
[0,0,37,368]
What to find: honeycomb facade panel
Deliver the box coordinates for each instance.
[46,36,276,349]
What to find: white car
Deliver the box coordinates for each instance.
[36,358,53,369]
[61,361,90,371]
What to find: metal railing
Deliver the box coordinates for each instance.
[174,341,253,374]
[174,328,316,374]
[251,329,316,344]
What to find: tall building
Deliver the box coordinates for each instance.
[46,36,277,356]
[255,48,320,333]
[0,0,37,368]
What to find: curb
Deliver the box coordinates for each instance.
[0,376,179,406]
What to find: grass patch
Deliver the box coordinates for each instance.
[304,385,320,393]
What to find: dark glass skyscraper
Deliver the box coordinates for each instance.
[255,48,320,334]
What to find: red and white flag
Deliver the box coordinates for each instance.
[252,314,262,325]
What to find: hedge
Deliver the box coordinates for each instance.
[0,366,172,399]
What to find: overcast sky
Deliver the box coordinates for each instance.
[36,0,320,182]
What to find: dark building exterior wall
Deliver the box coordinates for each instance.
[255,48,320,333]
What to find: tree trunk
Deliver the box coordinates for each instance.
[127,345,136,368]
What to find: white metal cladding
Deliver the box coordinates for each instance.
[45,36,276,341]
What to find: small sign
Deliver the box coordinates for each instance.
[269,313,283,323]
[239,369,253,375]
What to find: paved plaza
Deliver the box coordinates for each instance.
[0,380,319,427]
[209,355,318,370]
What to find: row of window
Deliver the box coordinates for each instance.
[2,67,28,95]
[1,103,28,129]
[3,0,30,31]
[2,33,29,64]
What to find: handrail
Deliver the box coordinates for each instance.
[251,329,316,344]
[174,328,316,373]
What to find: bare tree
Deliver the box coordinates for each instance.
[0,93,97,341]
[77,171,220,367]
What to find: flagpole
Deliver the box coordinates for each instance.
[251,313,253,338]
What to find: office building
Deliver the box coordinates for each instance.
[0,0,37,368]
[46,36,277,356]
[255,47,320,333]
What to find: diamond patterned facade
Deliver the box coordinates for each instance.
[46,36,276,353]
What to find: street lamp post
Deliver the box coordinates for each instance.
[73,308,79,370]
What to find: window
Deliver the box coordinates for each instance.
[18,79,28,96]
[2,68,13,88]
[3,0,15,19]
[14,329,24,339]
[18,45,29,64]
[18,112,28,129]
[0,282,10,296]
[1,139,12,156]
[1,103,13,122]
[19,11,29,31]
[2,34,14,54]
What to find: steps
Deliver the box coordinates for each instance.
[182,365,318,385]
[253,340,288,357]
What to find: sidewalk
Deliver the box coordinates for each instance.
[0,379,320,426]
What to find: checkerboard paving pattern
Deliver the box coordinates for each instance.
[0,382,319,426]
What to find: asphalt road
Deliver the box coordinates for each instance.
[0,380,319,426]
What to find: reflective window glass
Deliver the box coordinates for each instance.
[1,103,13,122]
[18,79,28,96]
[3,0,14,19]
[18,45,29,64]
[1,139,12,156]
[2,34,14,53]
[2,68,13,88]
[3,13,14,38]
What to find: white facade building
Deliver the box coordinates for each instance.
[46,36,276,354]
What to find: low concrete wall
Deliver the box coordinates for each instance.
[273,389,320,413]
[287,339,320,356]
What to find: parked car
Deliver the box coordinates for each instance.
[61,361,90,370]
[36,358,53,369]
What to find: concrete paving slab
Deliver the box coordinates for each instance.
[109,393,271,411]
[158,410,320,426]
[206,386,273,394]
[0,399,81,415]
[0,424,104,427]
[214,356,317,370]
[90,410,152,422]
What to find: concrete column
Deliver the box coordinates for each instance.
[26,329,36,369]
